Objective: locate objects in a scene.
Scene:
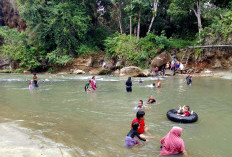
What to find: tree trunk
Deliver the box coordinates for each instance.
[147,0,159,34]
[137,8,141,41]
[130,0,132,39]
[134,26,137,36]
[130,16,132,39]
[192,0,202,39]
[118,9,123,34]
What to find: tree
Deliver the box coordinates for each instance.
[147,0,159,33]
[168,0,206,39]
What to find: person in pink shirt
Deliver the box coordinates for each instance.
[91,76,97,90]
[160,127,188,157]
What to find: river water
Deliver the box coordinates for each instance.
[0,74,231,157]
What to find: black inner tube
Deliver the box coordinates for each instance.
[167,109,198,123]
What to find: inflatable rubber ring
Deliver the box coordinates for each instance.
[167,109,198,123]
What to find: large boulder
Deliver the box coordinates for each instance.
[150,51,172,69]
[143,69,153,77]
[120,66,145,77]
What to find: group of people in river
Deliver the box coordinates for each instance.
[126,110,189,156]
[123,74,193,157]
[84,76,97,92]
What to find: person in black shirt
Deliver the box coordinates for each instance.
[147,95,156,104]
[125,122,147,147]
[125,77,132,92]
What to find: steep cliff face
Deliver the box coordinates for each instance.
[0,0,26,30]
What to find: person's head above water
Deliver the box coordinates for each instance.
[92,76,95,79]
[152,83,155,86]
[132,122,139,130]
[170,126,183,137]
[88,80,91,83]
[149,95,154,99]
[33,73,36,76]
[138,100,143,108]
[184,106,190,112]
[136,110,145,120]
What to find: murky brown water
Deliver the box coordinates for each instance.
[0,74,231,157]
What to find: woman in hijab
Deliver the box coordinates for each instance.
[125,77,132,92]
[91,76,97,90]
[160,126,188,157]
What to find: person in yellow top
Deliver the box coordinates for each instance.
[33,73,39,87]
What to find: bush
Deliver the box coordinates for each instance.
[0,69,12,73]
[104,33,172,68]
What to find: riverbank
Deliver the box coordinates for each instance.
[0,122,72,157]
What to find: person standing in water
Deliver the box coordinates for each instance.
[156,79,161,88]
[186,73,192,85]
[29,80,33,89]
[91,76,97,90]
[32,73,39,88]
[160,126,188,157]
[126,77,132,92]
[84,80,91,92]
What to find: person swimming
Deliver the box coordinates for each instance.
[125,122,147,147]
[139,78,143,83]
[147,95,156,104]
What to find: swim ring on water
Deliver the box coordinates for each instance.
[167,109,198,123]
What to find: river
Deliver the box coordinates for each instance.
[0,74,231,157]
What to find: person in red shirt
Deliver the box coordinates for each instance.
[177,105,193,117]
[131,110,152,138]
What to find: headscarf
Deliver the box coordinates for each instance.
[126,77,132,86]
[160,126,185,155]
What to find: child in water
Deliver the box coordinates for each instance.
[29,80,33,89]
[84,80,91,92]
[139,78,143,83]
[186,73,192,85]
[125,122,148,147]
[177,105,193,117]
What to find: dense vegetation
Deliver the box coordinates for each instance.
[0,0,231,71]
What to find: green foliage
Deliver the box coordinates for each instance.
[0,69,12,73]
[170,39,194,49]
[17,0,89,56]
[200,11,232,45]
[0,27,41,70]
[105,33,172,67]
[46,49,74,66]
[13,68,25,73]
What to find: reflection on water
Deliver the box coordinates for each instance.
[0,74,232,156]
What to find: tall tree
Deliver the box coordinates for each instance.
[168,0,207,39]
[147,0,159,33]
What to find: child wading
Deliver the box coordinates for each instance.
[125,122,147,147]
[84,80,91,92]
